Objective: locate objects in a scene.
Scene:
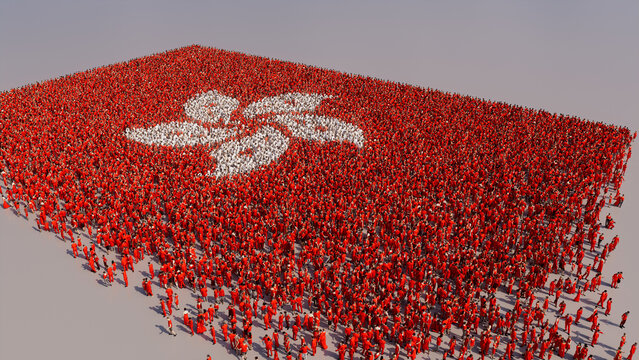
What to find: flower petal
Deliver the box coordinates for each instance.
[124,121,234,147]
[271,114,365,148]
[243,93,332,118]
[211,126,289,177]
[184,90,240,124]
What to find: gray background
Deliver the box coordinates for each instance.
[1,1,638,359]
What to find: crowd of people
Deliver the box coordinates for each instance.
[0,45,636,359]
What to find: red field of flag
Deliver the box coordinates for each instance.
[0,45,633,359]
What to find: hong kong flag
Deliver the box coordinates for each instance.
[0,45,633,354]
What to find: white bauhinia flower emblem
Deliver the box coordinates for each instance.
[124,91,365,177]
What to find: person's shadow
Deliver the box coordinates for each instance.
[82,263,95,272]
[177,325,190,333]
[134,285,147,296]
[600,316,619,327]
[12,208,27,219]
[149,305,164,316]
[155,324,170,335]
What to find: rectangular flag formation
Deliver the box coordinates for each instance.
[0,45,634,359]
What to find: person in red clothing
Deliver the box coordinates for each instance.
[299,342,309,360]
[160,299,167,317]
[210,324,216,344]
[448,336,457,357]
[229,333,237,353]
[166,287,173,303]
[319,330,327,350]
[576,307,584,324]
[619,333,627,350]
[565,314,574,334]
[167,316,176,336]
[196,315,206,334]
[559,301,566,316]
[292,324,298,341]
[240,338,248,357]
[1,196,9,209]
[221,322,229,341]
[621,311,630,328]
[605,213,612,228]
[148,262,154,279]
[597,290,608,308]
[283,333,291,354]
[71,242,78,258]
[573,343,582,360]
[311,336,318,356]
[629,342,637,360]
[606,298,613,316]
[337,343,347,360]
[539,340,550,359]
[200,286,208,303]
[89,254,99,272]
[616,271,624,288]
[143,278,153,296]
[272,331,279,352]
[107,266,114,284]
[591,326,602,346]
[263,335,273,357]
[102,270,111,286]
